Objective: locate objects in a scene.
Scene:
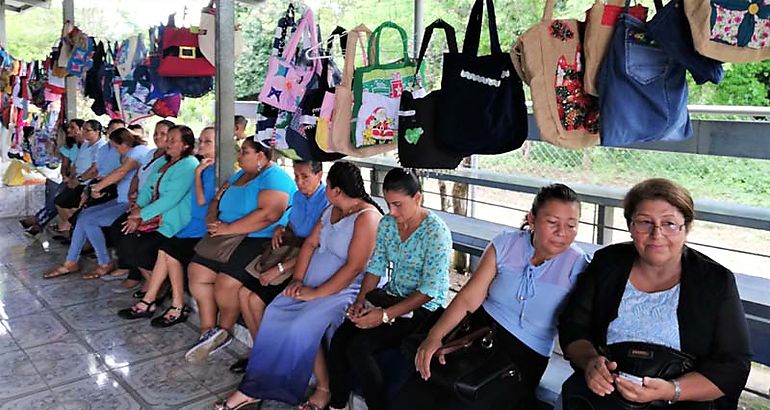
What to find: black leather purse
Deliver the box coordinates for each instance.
[605,342,710,410]
[427,311,523,404]
[365,287,405,308]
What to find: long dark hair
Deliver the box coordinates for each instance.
[521,183,580,230]
[84,119,103,136]
[383,167,421,196]
[165,125,196,160]
[109,128,144,147]
[327,161,384,215]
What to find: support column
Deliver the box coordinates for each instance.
[63,0,77,120]
[215,0,236,185]
[596,205,614,245]
[413,0,424,56]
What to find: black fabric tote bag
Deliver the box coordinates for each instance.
[398,20,464,169]
[437,0,528,157]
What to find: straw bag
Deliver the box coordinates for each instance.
[685,0,770,63]
[512,0,600,149]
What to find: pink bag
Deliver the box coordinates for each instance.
[258,9,320,112]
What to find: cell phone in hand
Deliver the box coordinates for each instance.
[616,371,644,386]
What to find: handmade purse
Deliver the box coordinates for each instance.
[193,183,247,263]
[245,226,304,285]
[685,0,770,63]
[157,15,215,77]
[365,287,406,308]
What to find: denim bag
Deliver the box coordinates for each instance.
[598,1,692,147]
[647,0,724,85]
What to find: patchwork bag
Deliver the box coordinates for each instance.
[438,0,528,156]
[685,0,770,63]
[598,1,692,147]
[397,20,464,169]
[157,15,215,77]
[198,0,246,67]
[648,0,724,85]
[583,0,649,96]
[352,21,420,149]
[512,0,600,149]
[258,8,321,113]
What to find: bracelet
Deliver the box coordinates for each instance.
[381,308,393,325]
[667,379,681,405]
[277,263,285,274]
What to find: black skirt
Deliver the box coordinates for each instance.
[190,237,289,304]
[159,236,201,266]
[54,184,85,209]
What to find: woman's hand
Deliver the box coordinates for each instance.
[415,335,444,380]
[282,279,304,298]
[258,266,280,286]
[90,187,104,199]
[66,177,80,189]
[197,158,214,173]
[346,299,366,318]
[207,220,232,236]
[294,286,319,301]
[272,225,285,249]
[350,307,384,330]
[128,208,142,221]
[615,377,676,404]
[121,218,139,234]
[584,356,618,397]
[214,182,231,201]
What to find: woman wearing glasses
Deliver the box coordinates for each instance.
[558,178,751,409]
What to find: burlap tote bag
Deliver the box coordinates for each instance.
[583,0,648,96]
[512,0,600,149]
[686,0,770,63]
[328,25,394,158]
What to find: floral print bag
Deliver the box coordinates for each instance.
[512,0,600,149]
[686,0,770,63]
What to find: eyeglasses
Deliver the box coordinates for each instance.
[630,220,686,236]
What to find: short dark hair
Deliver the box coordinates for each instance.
[294,160,322,174]
[156,119,175,129]
[167,125,196,158]
[383,168,421,197]
[127,124,144,133]
[623,178,694,229]
[521,183,580,230]
[108,119,126,128]
[242,136,273,159]
[109,127,144,147]
[234,115,248,128]
[84,119,103,135]
[69,119,85,129]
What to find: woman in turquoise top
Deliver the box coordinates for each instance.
[115,126,199,287]
[326,168,452,410]
[230,159,329,373]
[118,126,218,327]
[186,137,296,363]
[395,183,589,410]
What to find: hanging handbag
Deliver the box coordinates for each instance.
[193,184,247,263]
[583,0,649,96]
[157,14,215,77]
[685,0,770,63]
[245,225,304,285]
[598,1,692,147]
[428,311,522,404]
[351,21,420,150]
[198,0,245,67]
[438,0,528,157]
[397,20,464,169]
[258,8,321,113]
[648,0,724,85]
[512,0,601,149]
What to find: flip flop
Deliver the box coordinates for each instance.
[82,264,114,280]
[213,399,260,410]
[43,264,79,279]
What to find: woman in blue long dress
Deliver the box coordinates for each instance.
[215,161,383,410]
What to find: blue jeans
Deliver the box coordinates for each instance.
[598,11,692,147]
[66,200,127,265]
[36,179,65,227]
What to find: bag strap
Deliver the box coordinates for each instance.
[341,24,372,89]
[542,0,557,20]
[368,21,410,66]
[282,8,320,73]
[462,0,502,56]
[415,19,458,74]
[326,26,348,57]
[624,0,662,12]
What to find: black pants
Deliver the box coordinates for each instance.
[328,307,432,410]
[109,213,141,281]
[390,308,549,410]
[54,183,85,209]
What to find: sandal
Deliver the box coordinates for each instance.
[150,305,189,328]
[213,399,260,410]
[117,299,157,320]
[43,264,79,279]
[81,263,114,280]
[298,387,330,410]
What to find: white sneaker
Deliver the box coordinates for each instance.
[184,327,232,363]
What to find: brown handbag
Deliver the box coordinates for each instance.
[245,226,304,285]
[192,182,247,263]
[511,0,600,149]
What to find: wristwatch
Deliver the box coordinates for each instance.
[381,309,394,325]
[667,379,681,405]
[277,262,285,274]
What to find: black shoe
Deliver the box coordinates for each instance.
[132,290,146,299]
[19,218,35,229]
[24,225,41,237]
[117,300,157,319]
[150,305,189,328]
[229,357,248,374]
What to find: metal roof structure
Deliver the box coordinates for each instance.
[4,0,51,13]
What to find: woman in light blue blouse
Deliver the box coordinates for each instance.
[398,183,589,410]
[117,127,218,327]
[326,168,452,410]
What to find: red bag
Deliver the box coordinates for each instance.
[157,15,214,77]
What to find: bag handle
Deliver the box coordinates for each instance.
[368,21,410,66]
[415,19,458,75]
[623,0,663,12]
[282,8,320,74]
[340,24,372,88]
[326,26,348,57]
[542,0,557,20]
[462,0,502,56]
